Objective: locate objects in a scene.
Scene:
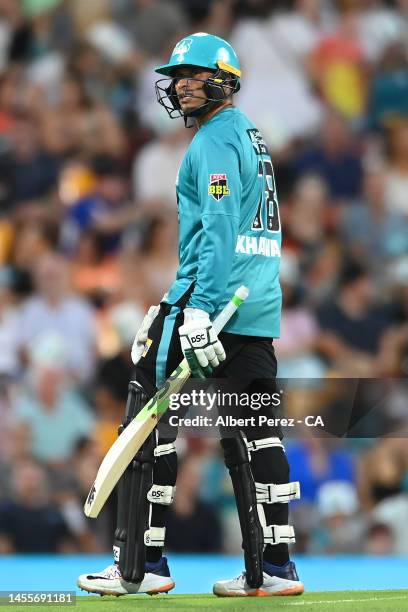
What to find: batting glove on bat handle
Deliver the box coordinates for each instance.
[179,308,226,378]
[131,304,160,365]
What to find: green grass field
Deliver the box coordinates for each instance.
[2,591,408,612]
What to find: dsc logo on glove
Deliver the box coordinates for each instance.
[191,334,206,343]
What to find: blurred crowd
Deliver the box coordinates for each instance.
[0,0,407,556]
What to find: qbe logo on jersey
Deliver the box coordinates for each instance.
[208,173,230,201]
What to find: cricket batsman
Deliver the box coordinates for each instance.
[78,32,304,597]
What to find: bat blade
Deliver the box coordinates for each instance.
[84,361,190,517]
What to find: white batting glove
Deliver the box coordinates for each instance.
[179,308,226,378]
[131,304,160,365]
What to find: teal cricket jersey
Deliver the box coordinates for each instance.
[165,107,282,338]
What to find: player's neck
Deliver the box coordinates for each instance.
[196,101,234,128]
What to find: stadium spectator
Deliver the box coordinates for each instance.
[368,42,408,129]
[18,252,97,382]
[310,481,365,554]
[0,459,75,553]
[114,0,188,57]
[316,259,393,375]
[12,222,57,273]
[231,5,322,149]
[11,333,95,465]
[70,230,123,306]
[364,522,395,555]
[377,259,408,376]
[341,160,408,269]
[0,267,20,378]
[123,214,179,306]
[309,2,368,119]
[131,123,192,213]
[291,111,364,200]
[383,118,408,215]
[357,438,408,511]
[358,2,406,63]
[275,252,324,378]
[286,438,356,505]
[370,493,408,554]
[60,155,132,256]
[40,75,121,157]
[284,174,331,266]
[0,112,59,212]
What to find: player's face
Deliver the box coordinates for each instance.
[173,67,214,113]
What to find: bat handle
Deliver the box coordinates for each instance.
[212,285,249,335]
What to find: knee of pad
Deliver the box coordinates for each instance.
[119,381,149,433]
[220,435,248,469]
[147,441,177,501]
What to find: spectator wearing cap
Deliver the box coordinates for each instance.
[309,480,365,554]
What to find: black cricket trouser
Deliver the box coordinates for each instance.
[133,302,290,565]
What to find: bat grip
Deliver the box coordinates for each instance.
[212,285,249,335]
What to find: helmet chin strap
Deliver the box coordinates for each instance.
[183,99,232,127]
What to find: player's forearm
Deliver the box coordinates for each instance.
[187,213,239,313]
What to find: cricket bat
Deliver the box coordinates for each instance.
[84,285,249,518]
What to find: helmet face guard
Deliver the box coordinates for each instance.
[155,69,241,120]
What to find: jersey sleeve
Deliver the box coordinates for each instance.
[187,133,241,314]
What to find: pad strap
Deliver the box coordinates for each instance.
[255,481,300,504]
[147,484,176,505]
[154,442,176,457]
[144,527,166,547]
[246,437,284,453]
[257,504,295,546]
[263,524,296,545]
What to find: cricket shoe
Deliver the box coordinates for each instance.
[213,560,304,597]
[77,557,175,596]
